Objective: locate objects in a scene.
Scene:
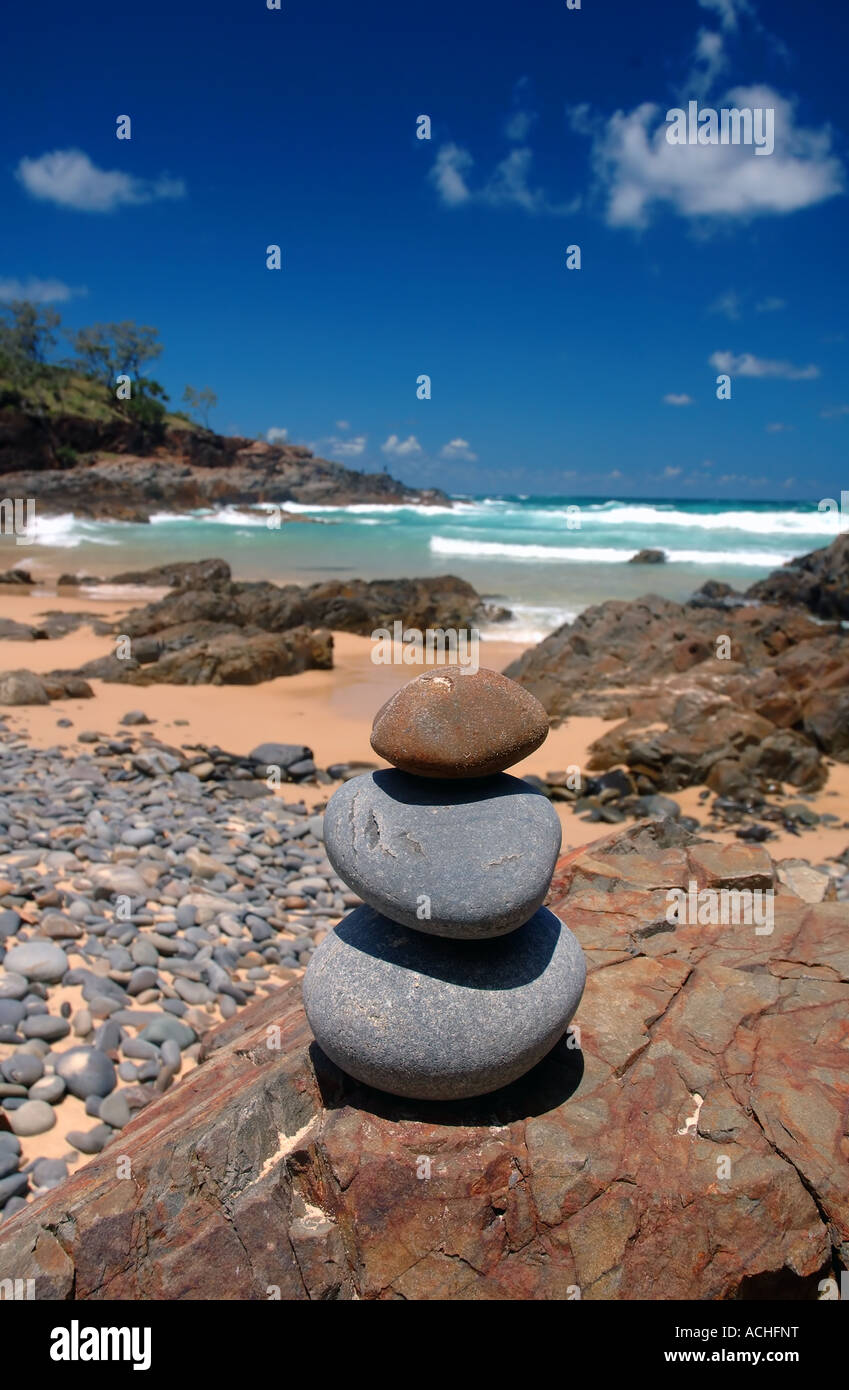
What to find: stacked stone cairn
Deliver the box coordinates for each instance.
[303,666,586,1100]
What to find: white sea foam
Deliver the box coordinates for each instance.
[480,604,578,643]
[276,500,472,516]
[21,513,124,548]
[460,501,840,536]
[429,536,793,566]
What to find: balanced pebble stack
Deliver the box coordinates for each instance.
[303,666,586,1100]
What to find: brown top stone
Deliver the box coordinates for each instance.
[369,665,549,778]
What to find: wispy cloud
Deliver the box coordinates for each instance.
[381,434,422,458]
[663,393,694,405]
[820,404,849,419]
[430,142,578,215]
[766,421,793,432]
[439,438,478,461]
[686,28,727,101]
[709,350,820,379]
[430,144,474,207]
[430,84,579,223]
[325,433,367,457]
[504,110,537,142]
[266,426,288,444]
[697,0,753,31]
[570,86,843,227]
[0,276,84,303]
[708,290,742,320]
[16,149,186,212]
[710,291,786,319]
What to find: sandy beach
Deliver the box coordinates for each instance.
[2,587,847,863]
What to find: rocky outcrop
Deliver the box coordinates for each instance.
[66,626,334,687]
[745,531,849,619]
[107,558,233,588]
[0,425,449,520]
[53,574,504,688]
[505,589,849,794]
[1,820,845,1300]
[116,573,499,642]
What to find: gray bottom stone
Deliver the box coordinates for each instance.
[303,903,586,1100]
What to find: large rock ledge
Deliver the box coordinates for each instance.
[1,821,846,1300]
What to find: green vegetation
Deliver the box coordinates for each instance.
[0,299,212,435]
[182,385,218,429]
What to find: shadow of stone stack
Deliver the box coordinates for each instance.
[303,666,587,1100]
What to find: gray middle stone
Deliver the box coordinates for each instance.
[322,769,562,939]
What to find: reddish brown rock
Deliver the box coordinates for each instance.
[505,580,849,795]
[1,820,845,1299]
[370,666,549,778]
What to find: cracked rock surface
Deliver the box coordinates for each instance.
[1,818,845,1299]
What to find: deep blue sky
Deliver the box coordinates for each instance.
[2,0,847,498]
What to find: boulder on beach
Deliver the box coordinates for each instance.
[68,627,333,686]
[0,669,50,705]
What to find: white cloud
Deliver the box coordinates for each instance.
[0,276,83,303]
[766,421,792,432]
[709,350,820,379]
[439,438,478,461]
[430,142,579,215]
[663,393,694,406]
[709,289,742,320]
[381,434,422,458]
[429,144,474,206]
[820,404,849,419]
[16,149,186,213]
[483,149,548,212]
[572,86,844,227]
[335,420,350,431]
[266,427,288,444]
[697,0,752,31]
[755,296,785,312]
[664,466,683,477]
[326,434,366,457]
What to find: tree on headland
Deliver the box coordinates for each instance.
[71,321,163,389]
[0,301,183,436]
[182,385,218,429]
[0,301,61,376]
[69,321,168,425]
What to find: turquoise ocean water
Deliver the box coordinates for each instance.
[12,496,843,644]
